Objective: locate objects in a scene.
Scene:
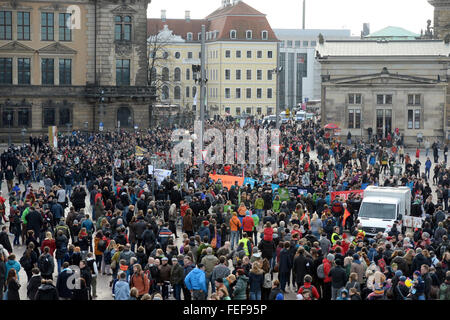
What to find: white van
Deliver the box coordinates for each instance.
[358,186,411,236]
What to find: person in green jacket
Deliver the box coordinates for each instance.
[251,212,260,245]
[272,195,281,213]
[232,269,248,300]
[254,196,264,221]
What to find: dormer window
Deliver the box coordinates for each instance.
[230,30,236,39]
[198,32,202,40]
[246,30,252,40]
[187,32,193,41]
[261,30,268,40]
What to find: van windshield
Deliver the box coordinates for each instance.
[358,203,396,220]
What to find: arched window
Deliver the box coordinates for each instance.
[162,67,169,81]
[186,68,190,80]
[186,86,190,98]
[174,86,181,100]
[174,67,181,81]
[261,30,268,40]
[230,30,236,39]
[187,32,193,41]
[149,67,157,83]
[162,85,169,100]
[192,86,197,98]
[246,30,252,40]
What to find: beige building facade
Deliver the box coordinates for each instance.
[0,0,155,141]
[317,40,450,145]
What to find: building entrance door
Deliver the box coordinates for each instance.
[117,106,132,128]
[376,109,392,139]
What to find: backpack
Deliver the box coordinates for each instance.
[40,254,52,274]
[103,250,112,265]
[20,255,33,270]
[317,263,325,279]
[97,239,107,253]
[263,272,272,289]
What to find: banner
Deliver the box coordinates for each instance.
[271,184,279,191]
[153,169,172,185]
[209,174,244,190]
[48,126,58,149]
[277,188,290,201]
[287,186,309,197]
[243,177,258,188]
[403,216,425,228]
[331,189,364,201]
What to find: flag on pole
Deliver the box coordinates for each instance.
[135,146,147,156]
[343,208,351,227]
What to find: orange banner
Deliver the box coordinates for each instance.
[209,174,244,190]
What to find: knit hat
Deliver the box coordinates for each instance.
[399,276,407,282]
[414,270,421,276]
[276,293,284,300]
[203,221,209,226]
[395,270,403,277]
[73,220,78,224]
[162,257,168,261]
[327,253,335,262]
[215,278,223,283]
[352,253,360,260]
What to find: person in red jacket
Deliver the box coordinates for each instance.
[297,275,320,300]
[263,222,273,241]
[41,232,56,256]
[242,212,255,243]
[322,253,334,300]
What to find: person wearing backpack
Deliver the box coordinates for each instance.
[55,230,68,275]
[27,268,42,300]
[129,263,150,299]
[20,244,37,281]
[119,243,136,267]
[86,252,99,298]
[297,275,320,300]
[94,231,108,271]
[38,246,55,280]
[319,253,334,300]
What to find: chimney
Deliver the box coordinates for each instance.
[362,23,370,37]
[161,10,166,22]
[185,10,190,22]
[302,0,306,30]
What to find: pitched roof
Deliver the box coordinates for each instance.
[147,18,207,41]
[316,40,450,57]
[206,1,265,19]
[365,26,419,40]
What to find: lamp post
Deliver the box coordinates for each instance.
[7,113,11,146]
[271,42,283,130]
[150,155,157,200]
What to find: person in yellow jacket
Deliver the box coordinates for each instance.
[238,233,252,256]
[229,212,241,250]
[331,226,342,245]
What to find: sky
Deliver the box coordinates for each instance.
[148,0,435,36]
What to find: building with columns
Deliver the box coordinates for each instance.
[317,40,450,145]
[147,0,278,119]
[0,0,155,141]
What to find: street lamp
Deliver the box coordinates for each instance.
[270,64,283,130]
[7,113,11,146]
[21,128,27,146]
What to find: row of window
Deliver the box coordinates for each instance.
[225,50,273,59]
[0,57,71,85]
[347,109,422,130]
[280,40,316,48]
[225,88,273,99]
[225,106,273,115]
[185,30,269,41]
[0,107,71,128]
[348,93,422,106]
[161,85,197,100]
[0,11,72,41]
[0,57,130,86]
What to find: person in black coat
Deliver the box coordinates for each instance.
[0,253,5,299]
[26,208,43,242]
[278,242,293,292]
[35,279,59,300]
[329,259,348,300]
[27,268,42,300]
[71,277,89,300]
[258,239,276,261]
[56,262,74,300]
[6,269,21,300]
[293,247,308,288]
[0,226,12,254]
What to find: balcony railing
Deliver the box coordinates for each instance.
[85,85,157,99]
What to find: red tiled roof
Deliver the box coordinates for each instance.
[147,1,278,42]
[206,1,265,19]
[147,18,208,41]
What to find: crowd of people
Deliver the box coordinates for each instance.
[0,114,449,301]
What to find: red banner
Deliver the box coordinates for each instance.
[331,190,364,201]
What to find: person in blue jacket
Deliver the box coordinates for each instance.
[184,263,207,300]
[5,254,20,281]
[114,272,130,300]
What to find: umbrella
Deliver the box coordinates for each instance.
[324,123,339,130]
